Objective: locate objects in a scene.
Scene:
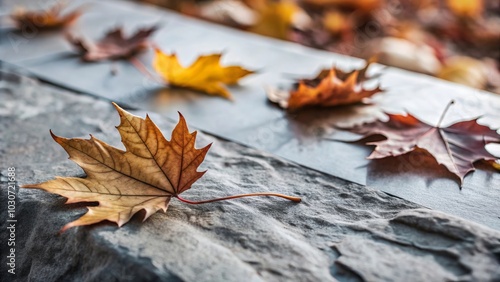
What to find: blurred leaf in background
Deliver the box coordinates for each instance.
[141,0,500,93]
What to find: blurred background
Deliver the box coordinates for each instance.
[140,0,500,93]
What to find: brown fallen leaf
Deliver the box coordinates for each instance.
[11,3,83,30]
[153,48,255,99]
[67,26,158,61]
[22,104,300,232]
[339,101,500,184]
[268,59,382,110]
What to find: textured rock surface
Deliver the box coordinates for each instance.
[1,73,500,281]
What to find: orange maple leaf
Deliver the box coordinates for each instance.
[153,48,255,99]
[300,57,378,86]
[23,104,300,232]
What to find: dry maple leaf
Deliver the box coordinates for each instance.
[22,103,300,232]
[339,101,500,184]
[153,48,255,99]
[67,26,158,61]
[267,59,381,110]
[11,3,82,30]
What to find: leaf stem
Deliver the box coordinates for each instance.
[437,100,455,128]
[176,193,301,204]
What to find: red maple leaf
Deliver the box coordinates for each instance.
[342,101,500,184]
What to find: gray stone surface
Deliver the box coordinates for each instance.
[1,72,500,281]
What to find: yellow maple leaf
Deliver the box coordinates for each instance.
[153,48,254,99]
